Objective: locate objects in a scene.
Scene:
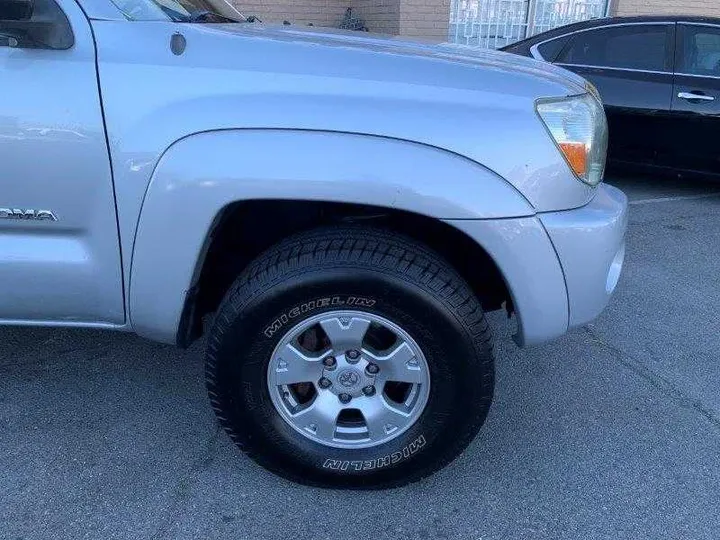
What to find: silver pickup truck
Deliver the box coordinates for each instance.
[0,0,627,488]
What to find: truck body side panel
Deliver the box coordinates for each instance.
[0,0,124,324]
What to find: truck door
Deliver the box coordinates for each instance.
[0,0,124,324]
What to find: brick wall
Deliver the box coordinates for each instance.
[353,0,401,34]
[613,0,720,17]
[230,0,348,27]
[398,0,450,42]
[230,0,450,42]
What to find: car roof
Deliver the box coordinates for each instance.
[501,15,720,50]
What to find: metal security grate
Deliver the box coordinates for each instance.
[449,0,609,49]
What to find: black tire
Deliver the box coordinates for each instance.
[205,226,494,489]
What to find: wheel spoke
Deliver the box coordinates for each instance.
[319,316,371,351]
[365,341,424,384]
[356,395,411,440]
[294,391,342,441]
[271,343,323,385]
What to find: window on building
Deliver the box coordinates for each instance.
[556,24,670,71]
[678,25,720,76]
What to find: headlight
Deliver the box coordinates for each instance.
[535,93,608,187]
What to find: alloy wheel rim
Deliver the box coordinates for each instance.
[266,310,431,449]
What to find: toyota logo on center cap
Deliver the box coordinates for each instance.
[338,369,360,388]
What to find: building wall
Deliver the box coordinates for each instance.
[230,0,450,41]
[353,0,401,34]
[230,0,348,27]
[398,0,450,42]
[230,1,720,41]
[612,0,720,17]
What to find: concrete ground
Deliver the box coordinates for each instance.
[1,174,719,540]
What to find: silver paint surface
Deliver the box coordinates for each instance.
[0,0,124,324]
[540,184,629,328]
[0,0,626,347]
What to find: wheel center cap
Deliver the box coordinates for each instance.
[337,369,361,389]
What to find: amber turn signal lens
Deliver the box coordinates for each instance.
[558,142,588,177]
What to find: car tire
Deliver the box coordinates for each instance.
[204,226,494,489]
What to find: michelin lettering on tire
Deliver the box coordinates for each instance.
[322,435,427,471]
[263,295,377,338]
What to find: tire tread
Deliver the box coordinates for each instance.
[205,226,494,488]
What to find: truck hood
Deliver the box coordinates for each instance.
[188,23,588,97]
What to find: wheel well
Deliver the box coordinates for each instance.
[178,200,512,347]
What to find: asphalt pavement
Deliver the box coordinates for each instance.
[1,173,719,540]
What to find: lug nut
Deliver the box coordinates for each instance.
[322,356,336,368]
[338,393,352,404]
[366,363,380,375]
[362,385,376,396]
[346,349,360,362]
[318,377,332,389]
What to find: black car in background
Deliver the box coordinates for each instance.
[503,16,720,177]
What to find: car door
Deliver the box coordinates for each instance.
[670,23,720,175]
[0,0,125,324]
[551,23,676,169]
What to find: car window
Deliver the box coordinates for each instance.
[556,25,669,71]
[109,0,242,21]
[678,25,720,76]
[536,36,570,62]
[0,0,73,49]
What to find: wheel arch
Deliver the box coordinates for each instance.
[176,200,515,347]
[129,129,533,344]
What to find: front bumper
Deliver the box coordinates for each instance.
[444,184,627,346]
[540,183,628,329]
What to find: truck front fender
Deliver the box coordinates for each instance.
[129,129,534,343]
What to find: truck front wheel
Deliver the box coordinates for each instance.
[204,227,494,488]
